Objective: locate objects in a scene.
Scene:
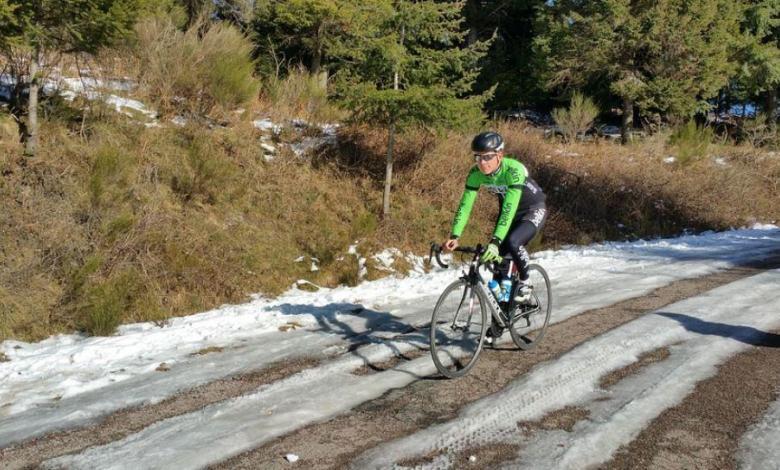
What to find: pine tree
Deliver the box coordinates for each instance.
[339,0,491,218]
[1,0,138,156]
[463,0,548,110]
[535,0,744,142]
[253,0,363,83]
[737,0,780,122]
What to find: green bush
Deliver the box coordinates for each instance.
[78,270,140,336]
[552,92,600,142]
[669,121,713,165]
[740,113,778,148]
[89,145,133,207]
[261,67,342,122]
[134,18,259,116]
[170,131,233,203]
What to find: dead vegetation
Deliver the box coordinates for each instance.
[1,85,778,342]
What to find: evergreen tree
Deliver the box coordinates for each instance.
[737,0,780,121]
[339,0,490,217]
[253,0,363,80]
[0,0,15,26]
[463,0,548,110]
[535,0,744,142]
[1,0,138,156]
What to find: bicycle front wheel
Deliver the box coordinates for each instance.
[429,279,488,378]
[509,264,552,350]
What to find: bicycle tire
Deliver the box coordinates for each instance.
[509,264,552,350]
[429,279,488,378]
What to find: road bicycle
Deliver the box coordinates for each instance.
[428,244,553,378]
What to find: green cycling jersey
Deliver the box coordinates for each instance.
[451,157,545,242]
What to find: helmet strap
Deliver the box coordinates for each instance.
[487,156,502,177]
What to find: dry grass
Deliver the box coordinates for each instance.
[132,17,259,118]
[258,67,345,125]
[1,94,778,342]
[496,121,779,245]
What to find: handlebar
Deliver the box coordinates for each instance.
[428,243,486,269]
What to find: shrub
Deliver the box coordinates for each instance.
[133,18,259,117]
[169,130,234,203]
[78,270,140,336]
[260,66,342,123]
[669,121,713,165]
[551,92,599,142]
[89,145,133,207]
[740,113,778,148]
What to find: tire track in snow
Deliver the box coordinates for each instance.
[18,258,780,470]
[352,269,780,469]
[211,266,768,470]
[0,357,320,470]
[739,387,780,470]
[604,329,780,470]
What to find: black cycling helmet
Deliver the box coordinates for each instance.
[471,131,504,153]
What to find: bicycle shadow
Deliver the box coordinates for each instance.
[655,312,780,347]
[274,302,431,379]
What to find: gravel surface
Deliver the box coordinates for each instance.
[3,260,778,470]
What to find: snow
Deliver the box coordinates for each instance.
[1,225,779,464]
[354,269,780,469]
[739,396,780,469]
[253,118,282,134]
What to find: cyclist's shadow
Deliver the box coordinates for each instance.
[275,303,429,377]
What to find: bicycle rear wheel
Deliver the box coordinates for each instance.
[509,264,552,350]
[429,279,488,378]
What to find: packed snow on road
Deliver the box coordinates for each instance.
[1,225,779,469]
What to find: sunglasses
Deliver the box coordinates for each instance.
[474,152,499,162]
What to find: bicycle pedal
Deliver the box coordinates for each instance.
[513,285,532,303]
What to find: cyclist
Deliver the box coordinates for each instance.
[443,131,547,304]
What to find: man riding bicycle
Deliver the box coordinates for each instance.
[443,131,547,304]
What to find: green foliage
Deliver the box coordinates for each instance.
[669,121,713,165]
[461,0,549,109]
[736,1,780,100]
[89,145,133,207]
[551,92,599,142]
[350,210,378,238]
[536,0,744,121]
[1,0,139,52]
[339,0,490,131]
[134,18,259,116]
[0,0,16,32]
[136,0,188,26]
[78,269,140,336]
[345,85,485,132]
[169,131,234,203]
[740,112,779,147]
[253,0,373,75]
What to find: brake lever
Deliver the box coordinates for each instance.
[428,243,449,269]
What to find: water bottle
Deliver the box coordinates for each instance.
[488,280,502,301]
[500,278,513,302]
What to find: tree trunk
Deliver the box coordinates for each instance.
[311,46,322,76]
[383,124,395,218]
[764,89,777,127]
[621,97,633,145]
[25,46,41,157]
[382,24,405,219]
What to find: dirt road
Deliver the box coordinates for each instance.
[4,258,779,470]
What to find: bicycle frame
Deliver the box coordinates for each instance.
[459,259,508,330]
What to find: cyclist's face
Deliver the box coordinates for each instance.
[475,150,502,174]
